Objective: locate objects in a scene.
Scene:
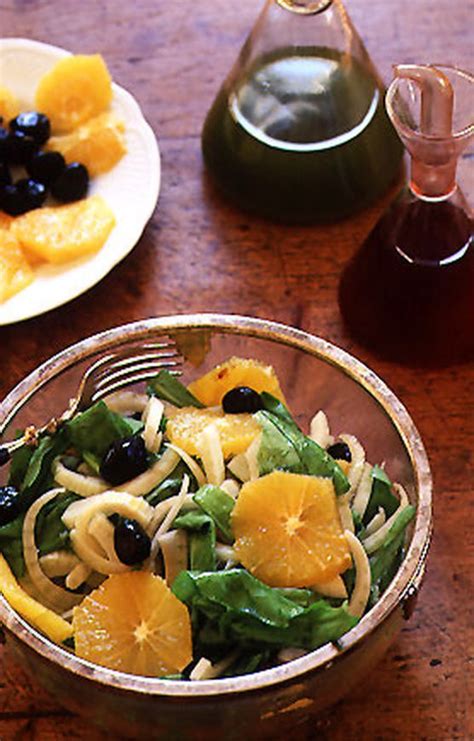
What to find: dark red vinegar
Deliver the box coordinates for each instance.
[339,193,474,366]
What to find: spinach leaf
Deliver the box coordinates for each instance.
[20,431,69,509]
[174,511,216,572]
[147,370,204,408]
[35,491,80,557]
[65,401,139,458]
[193,485,235,544]
[222,650,273,677]
[7,435,34,490]
[369,505,416,606]
[363,465,399,524]
[260,392,298,428]
[257,412,301,475]
[145,460,197,506]
[255,411,349,495]
[0,515,25,578]
[82,451,101,475]
[172,569,358,650]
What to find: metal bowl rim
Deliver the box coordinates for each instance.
[0,313,432,698]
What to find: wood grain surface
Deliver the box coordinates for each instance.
[0,1,473,739]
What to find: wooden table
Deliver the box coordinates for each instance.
[1,1,472,738]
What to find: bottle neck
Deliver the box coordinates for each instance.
[275,0,333,14]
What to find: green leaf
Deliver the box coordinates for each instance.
[35,491,81,557]
[369,505,416,606]
[173,569,358,650]
[173,511,216,572]
[147,370,204,408]
[0,515,25,579]
[65,401,139,458]
[7,434,34,490]
[260,392,298,428]
[20,431,69,508]
[363,465,399,524]
[193,485,235,544]
[145,460,197,506]
[82,451,101,475]
[255,411,349,495]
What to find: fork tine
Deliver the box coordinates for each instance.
[93,357,182,393]
[92,351,181,381]
[91,367,182,403]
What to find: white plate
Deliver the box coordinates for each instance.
[0,38,161,325]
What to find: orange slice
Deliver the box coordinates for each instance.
[0,554,73,643]
[232,471,352,588]
[47,112,126,177]
[0,230,34,302]
[0,85,20,123]
[166,406,261,458]
[12,195,115,263]
[187,357,286,406]
[35,54,112,133]
[73,572,192,677]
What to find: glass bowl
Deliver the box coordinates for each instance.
[0,314,432,739]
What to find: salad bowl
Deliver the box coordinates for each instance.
[0,314,432,739]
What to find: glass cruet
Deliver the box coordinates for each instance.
[201,0,403,223]
[339,64,474,366]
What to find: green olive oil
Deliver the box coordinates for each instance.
[202,47,403,223]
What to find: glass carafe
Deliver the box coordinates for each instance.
[201,0,403,223]
[339,64,474,366]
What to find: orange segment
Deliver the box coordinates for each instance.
[0,85,20,122]
[73,572,192,677]
[232,471,352,588]
[0,230,34,302]
[12,195,115,263]
[35,54,112,133]
[167,406,261,458]
[47,112,126,177]
[187,357,286,406]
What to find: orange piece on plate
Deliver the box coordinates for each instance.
[0,229,34,302]
[72,572,193,676]
[47,112,126,177]
[187,357,286,407]
[35,54,112,133]
[167,406,261,458]
[12,195,115,264]
[232,470,352,588]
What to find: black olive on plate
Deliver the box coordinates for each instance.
[114,517,151,566]
[326,441,352,462]
[222,386,264,414]
[0,178,47,216]
[0,485,21,526]
[51,162,89,202]
[100,435,148,486]
[27,150,66,185]
[10,111,51,147]
[3,130,39,165]
[0,161,11,188]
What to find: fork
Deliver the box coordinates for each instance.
[0,341,183,465]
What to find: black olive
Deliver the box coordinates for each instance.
[0,127,8,160]
[0,448,11,466]
[100,435,148,486]
[113,517,151,565]
[51,162,89,202]
[27,150,66,185]
[222,386,264,414]
[10,111,51,147]
[326,441,352,462]
[0,485,21,526]
[0,178,47,216]
[3,130,39,165]
[0,161,11,188]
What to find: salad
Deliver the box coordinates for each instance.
[0,357,415,680]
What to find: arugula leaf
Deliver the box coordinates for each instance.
[0,515,25,578]
[147,370,204,408]
[363,465,399,524]
[173,511,216,572]
[255,411,349,495]
[66,401,140,458]
[193,485,235,544]
[172,569,358,650]
[369,505,416,606]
